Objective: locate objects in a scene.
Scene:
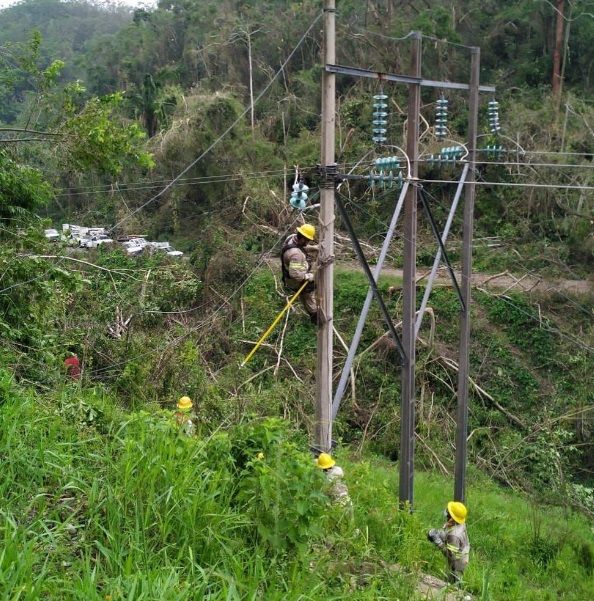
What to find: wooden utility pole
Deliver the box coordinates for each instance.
[455,47,480,503]
[399,32,421,507]
[315,0,336,453]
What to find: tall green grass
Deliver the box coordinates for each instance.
[0,371,592,599]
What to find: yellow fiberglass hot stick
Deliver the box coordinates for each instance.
[241,280,309,367]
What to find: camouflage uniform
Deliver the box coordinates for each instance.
[324,465,351,507]
[430,521,470,583]
[281,234,318,319]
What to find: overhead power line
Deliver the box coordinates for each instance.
[53,158,369,198]
[54,167,296,194]
[420,178,594,191]
[473,161,594,170]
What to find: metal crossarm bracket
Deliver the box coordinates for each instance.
[326,64,496,93]
[334,194,406,363]
[418,188,466,312]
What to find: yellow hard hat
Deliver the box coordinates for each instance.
[316,452,335,470]
[177,396,193,411]
[297,224,316,241]
[447,501,468,524]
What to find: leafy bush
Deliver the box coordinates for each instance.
[0,150,53,218]
[235,425,328,553]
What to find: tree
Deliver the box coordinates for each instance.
[1,31,155,223]
[552,0,565,104]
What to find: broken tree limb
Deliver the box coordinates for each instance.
[427,348,527,430]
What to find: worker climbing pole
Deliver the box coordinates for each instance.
[281,224,319,324]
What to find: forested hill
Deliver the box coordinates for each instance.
[0,2,593,598]
[0,0,132,121]
[3,0,594,97]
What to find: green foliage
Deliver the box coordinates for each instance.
[479,292,555,364]
[0,149,53,218]
[235,419,328,553]
[61,93,154,175]
[0,2,593,596]
[0,0,130,111]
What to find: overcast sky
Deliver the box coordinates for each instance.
[0,0,157,9]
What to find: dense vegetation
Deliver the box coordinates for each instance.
[0,0,592,599]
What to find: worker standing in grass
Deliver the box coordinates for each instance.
[427,501,470,584]
[281,224,318,325]
[316,452,351,507]
[175,396,196,436]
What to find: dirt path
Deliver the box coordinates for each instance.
[359,562,472,600]
[338,262,593,296]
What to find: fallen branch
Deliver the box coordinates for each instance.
[237,365,275,389]
[18,254,137,278]
[357,400,380,456]
[274,308,290,376]
[333,325,356,405]
[429,349,527,430]
[477,271,511,286]
[415,432,451,476]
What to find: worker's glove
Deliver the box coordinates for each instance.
[427,529,442,546]
[304,272,314,282]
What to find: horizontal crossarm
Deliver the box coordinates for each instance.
[326,64,496,93]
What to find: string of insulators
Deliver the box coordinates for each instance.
[372,93,388,144]
[374,156,401,171]
[435,96,448,139]
[427,146,465,166]
[483,144,505,159]
[369,156,403,189]
[488,99,501,134]
[290,181,309,210]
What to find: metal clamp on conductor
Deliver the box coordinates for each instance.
[317,163,338,188]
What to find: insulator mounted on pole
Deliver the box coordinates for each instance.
[290,180,309,210]
[427,146,464,166]
[435,95,449,139]
[369,156,404,189]
[488,99,501,134]
[372,89,388,144]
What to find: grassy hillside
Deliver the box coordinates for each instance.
[1,232,591,503]
[0,223,591,601]
[1,372,593,600]
[0,2,592,597]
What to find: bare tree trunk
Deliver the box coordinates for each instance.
[552,0,565,106]
[560,3,573,100]
[247,28,255,134]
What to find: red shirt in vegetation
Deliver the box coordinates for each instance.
[64,355,81,380]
